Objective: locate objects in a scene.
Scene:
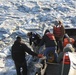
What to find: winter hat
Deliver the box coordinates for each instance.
[16,36,21,41]
[44,29,50,34]
[66,44,73,48]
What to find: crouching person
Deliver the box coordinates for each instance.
[38,29,58,63]
[11,36,43,75]
[27,32,42,53]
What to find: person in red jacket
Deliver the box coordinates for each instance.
[53,20,65,53]
[38,29,57,62]
[63,33,75,47]
[11,36,43,75]
[63,38,75,47]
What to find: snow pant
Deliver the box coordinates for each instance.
[14,60,27,75]
[43,47,58,62]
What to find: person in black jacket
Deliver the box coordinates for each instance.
[27,32,41,53]
[11,36,43,75]
[27,32,41,46]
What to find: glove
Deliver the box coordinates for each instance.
[38,54,43,58]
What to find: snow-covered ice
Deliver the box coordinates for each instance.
[0,0,76,75]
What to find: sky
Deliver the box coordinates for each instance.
[0,0,76,75]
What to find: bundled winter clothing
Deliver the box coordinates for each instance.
[57,44,75,63]
[57,44,75,75]
[38,29,57,62]
[11,36,42,75]
[27,32,41,53]
[27,32,41,46]
[53,21,65,52]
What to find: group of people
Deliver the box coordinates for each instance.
[11,20,76,75]
[27,20,65,62]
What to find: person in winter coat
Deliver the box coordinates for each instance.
[38,29,58,62]
[27,32,41,46]
[57,44,75,75]
[57,44,75,63]
[53,20,65,52]
[11,36,43,75]
[63,34,75,47]
[27,32,41,53]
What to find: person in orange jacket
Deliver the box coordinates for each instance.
[38,29,57,62]
[57,44,75,63]
[57,44,75,75]
[63,38,75,47]
[53,20,65,52]
[63,34,75,47]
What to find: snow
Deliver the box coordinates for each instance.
[0,0,76,75]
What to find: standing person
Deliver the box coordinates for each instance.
[53,20,65,53]
[11,36,43,75]
[27,32,41,53]
[38,29,57,63]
